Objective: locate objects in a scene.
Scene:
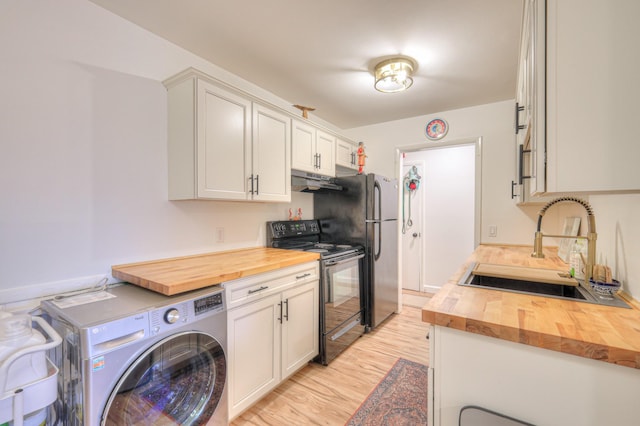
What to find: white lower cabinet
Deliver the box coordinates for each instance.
[281,282,318,378]
[429,325,640,426]
[225,262,319,419]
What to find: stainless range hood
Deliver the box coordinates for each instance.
[291,169,343,192]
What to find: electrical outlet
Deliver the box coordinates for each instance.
[488,225,497,237]
[216,227,225,243]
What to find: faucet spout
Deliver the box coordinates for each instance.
[531,197,597,285]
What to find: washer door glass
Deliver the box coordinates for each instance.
[103,332,226,425]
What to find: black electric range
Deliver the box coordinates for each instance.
[266,220,363,260]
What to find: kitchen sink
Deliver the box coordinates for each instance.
[458,263,631,309]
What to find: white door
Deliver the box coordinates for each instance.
[401,143,477,294]
[401,161,424,292]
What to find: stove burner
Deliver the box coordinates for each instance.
[336,244,352,249]
[307,248,330,254]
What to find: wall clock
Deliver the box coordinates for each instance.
[425,118,448,140]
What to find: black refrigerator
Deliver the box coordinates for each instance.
[314,173,399,329]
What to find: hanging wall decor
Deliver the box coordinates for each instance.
[402,165,422,234]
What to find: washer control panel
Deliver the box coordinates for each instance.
[149,289,225,336]
[194,291,223,315]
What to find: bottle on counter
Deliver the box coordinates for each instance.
[569,240,585,280]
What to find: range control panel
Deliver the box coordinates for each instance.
[267,220,320,239]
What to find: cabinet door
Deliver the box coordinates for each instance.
[315,130,336,176]
[281,281,319,379]
[525,0,546,196]
[336,138,358,170]
[546,0,640,192]
[197,80,252,200]
[291,120,316,173]
[227,293,281,418]
[252,104,291,202]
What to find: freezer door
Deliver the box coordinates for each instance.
[371,174,398,221]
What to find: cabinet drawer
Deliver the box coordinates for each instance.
[224,262,318,309]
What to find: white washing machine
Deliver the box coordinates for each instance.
[41,283,227,426]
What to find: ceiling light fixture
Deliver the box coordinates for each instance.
[373,57,416,93]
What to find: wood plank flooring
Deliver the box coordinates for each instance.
[230,301,431,425]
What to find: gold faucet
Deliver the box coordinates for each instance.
[531,197,597,285]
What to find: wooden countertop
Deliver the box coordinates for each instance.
[112,247,320,296]
[422,245,640,369]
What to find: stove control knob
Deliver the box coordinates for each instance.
[164,308,180,324]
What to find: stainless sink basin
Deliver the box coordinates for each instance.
[458,263,631,309]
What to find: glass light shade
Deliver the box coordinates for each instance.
[374,58,414,93]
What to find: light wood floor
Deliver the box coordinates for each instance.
[230,298,431,425]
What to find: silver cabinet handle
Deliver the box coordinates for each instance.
[296,273,311,280]
[248,174,254,194]
[248,285,268,295]
[283,299,289,321]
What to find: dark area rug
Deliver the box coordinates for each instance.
[346,358,428,426]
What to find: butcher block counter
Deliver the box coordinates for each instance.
[112,247,320,296]
[422,244,640,369]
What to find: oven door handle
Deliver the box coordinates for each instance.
[325,269,333,303]
[323,253,365,266]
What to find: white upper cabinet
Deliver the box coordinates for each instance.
[164,70,291,202]
[196,80,252,200]
[335,138,358,172]
[512,0,553,204]
[252,104,291,202]
[315,129,335,176]
[524,0,640,194]
[291,120,335,177]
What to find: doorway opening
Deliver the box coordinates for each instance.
[397,138,482,295]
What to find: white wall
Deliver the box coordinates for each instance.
[344,101,559,244]
[344,104,640,300]
[589,194,640,298]
[0,0,314,305]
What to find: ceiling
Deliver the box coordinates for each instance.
[89,0,523,130]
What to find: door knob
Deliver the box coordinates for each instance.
[412,233,419,238]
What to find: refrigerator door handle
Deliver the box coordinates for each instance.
[374,180,382,260]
